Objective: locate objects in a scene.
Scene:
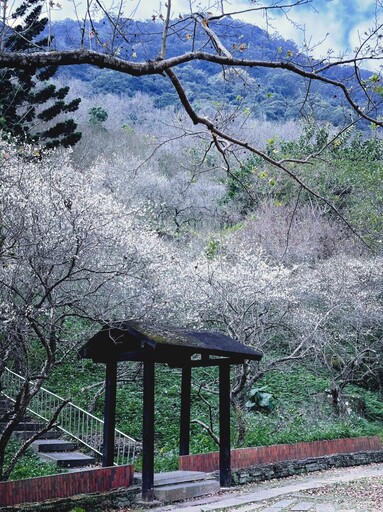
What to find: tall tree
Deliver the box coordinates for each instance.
[0,138,166,480]
[0,0,81,148]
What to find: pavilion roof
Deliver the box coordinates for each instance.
[79,320,262,367]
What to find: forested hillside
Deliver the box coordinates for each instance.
[52,16,369,124]
[3,94,383,474]
[1,0,383,480]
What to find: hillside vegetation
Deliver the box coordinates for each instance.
[23,92,383,472]
[2,8,383,479]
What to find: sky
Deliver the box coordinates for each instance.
[53,0,380,62]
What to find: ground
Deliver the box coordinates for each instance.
[120,463,383,512]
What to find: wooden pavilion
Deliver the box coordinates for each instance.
[79,320,262,501]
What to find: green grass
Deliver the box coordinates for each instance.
[243,366,383,447]
[4,440,65,480]
[43,360,383,473]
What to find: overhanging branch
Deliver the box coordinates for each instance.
[0,49,381,127]
[164,67,373,250]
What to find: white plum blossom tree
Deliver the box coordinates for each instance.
[291,254,383,413]
[0,138,169,479]
[152,230,383,439]
[1,0,383,473]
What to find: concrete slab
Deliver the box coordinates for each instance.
[38,451,95,467]
[199,496,254,509]
[13,430,59,440]
[0,421,47,431]
[290,503,314,511]
[261,499,296,511]
[31,439,77,452]
[141,463,383,512]
[229,504,263,512]
[270,499,297,507]
[135,471,209,487]
[315,505,336,512]
[154,479,220,503]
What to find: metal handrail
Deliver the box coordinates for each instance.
[1,367,137,465]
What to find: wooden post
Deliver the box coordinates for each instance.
[142,358,155,501]
[219,362,231,487]
[179,365,191,456]
[102,360,117,467]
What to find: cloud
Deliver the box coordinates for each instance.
[231,0,377,56]
[53,0,192,21]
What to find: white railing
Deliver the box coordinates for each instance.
[1,367,137,466]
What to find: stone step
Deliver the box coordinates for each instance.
[0,415,32,423]
[0,421,47,432]
[31,439,77,453]
[134,470,208,487]
[0,407,14,414]
[0,399,31,418]
[38,451,96,468]
[153,478,220,503]
[13,429,59,441]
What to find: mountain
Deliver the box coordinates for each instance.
[50,16,371,125]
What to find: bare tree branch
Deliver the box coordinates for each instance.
[191,419,220,446]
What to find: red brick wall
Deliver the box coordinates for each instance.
[0,464,134,507]
[179,436,382,473]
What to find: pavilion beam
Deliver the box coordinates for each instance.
[168,357,245,368]
[219,362,231,487]
[179,365,191,456]
[102,360,117,467]
[142,357,155,501]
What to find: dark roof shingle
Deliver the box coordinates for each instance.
[79,320,262,365]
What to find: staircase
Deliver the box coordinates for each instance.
[0,398,96,469]
[134,470,220,503]
[0,368,137,468]
[1,369,221,502]
[31,439,95,468]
